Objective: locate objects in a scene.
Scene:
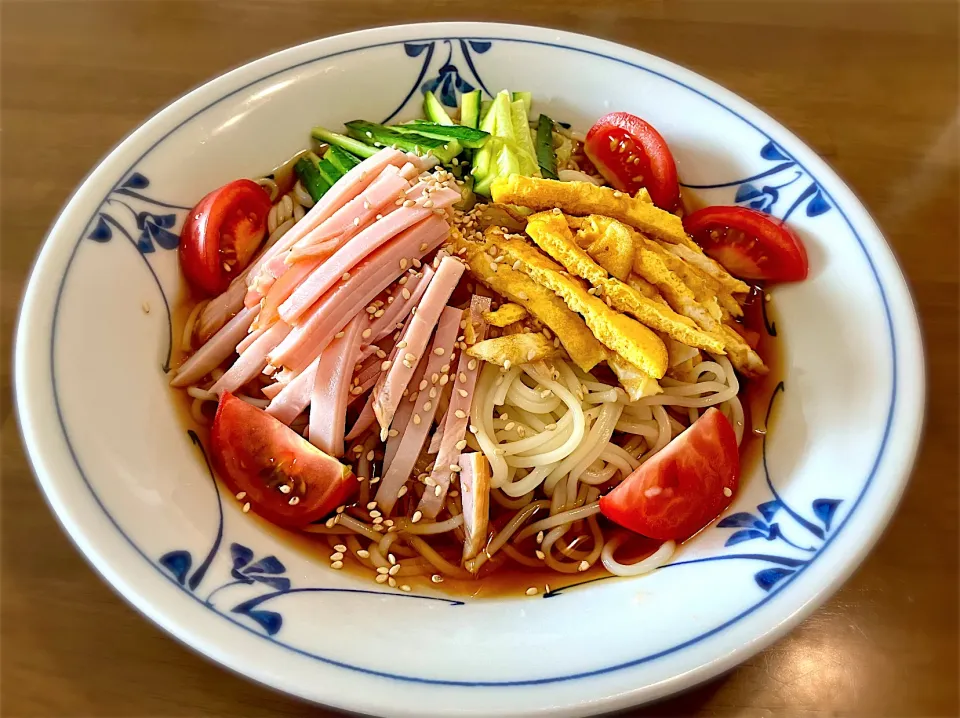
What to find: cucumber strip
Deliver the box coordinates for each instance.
[390,121,489,149]
[479,100,493,128]
[423,91,455,125]
[491,91,514,141]
[294,153,331,202]
[325,144,362,174]
[460,90,481,129]
[344,120,462,163]
[512,91,533,114]
[310,126,379,159]
[510,99,540,177]
[536,114,559,180]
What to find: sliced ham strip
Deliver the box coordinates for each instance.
[285,165,411,263]
[170,306,257,388]
[253,257,322,330]
[366,265,433,346]
[211,320,291,395]
[371,256,465,433]
[261,382,284,400]
[427,425,444,454]
[244,148,408,304]
[236,325,267,355]
[267,214,449,372]
[197,278,248,344]
[345,394,377,441]
[419,295,492,518]
[459,452,492,565]
[374,306,463,514]
[382,343,429,467]
[278,187,461,325]
[265,357,320,424]
[309,314,366,458]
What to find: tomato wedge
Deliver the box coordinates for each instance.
[684,206,808,283]
[179,179,272,296]
[584,112,680,210]
[599,408,739,541]
[210,393,357,528]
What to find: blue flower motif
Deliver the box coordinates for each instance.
[135,210,179,253]
[228,542,291,591]
[422,63,475,108]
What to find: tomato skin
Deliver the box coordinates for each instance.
[210,393,357,528]
[684,205,809,283]
[179,179,271,296]
[584,112,680,210]
[599,408,740,541]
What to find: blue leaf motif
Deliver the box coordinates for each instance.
[806,188,831,217]
[245,556,286,575]
[717,512,766,530]
[122,172,150,189]
[757,501,781,523]
[404,42,431,58]
[147,221,180,250]
[735,183,763,203]
[87,215,113,242]
[760,141,790,162]
[725,529,769,547]
[159,550,192,586]
[812,498,842,532]
[239,608,283,636]
[755,567,795,591]
[468,40,492,53]
[250,575,291,591]
[230,543,254,571]
[136,230,155,253]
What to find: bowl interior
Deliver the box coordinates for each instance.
[16,24,923,717]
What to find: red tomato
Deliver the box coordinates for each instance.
[210,393,358,528]
[179,179,271,296]
[684,206,809,283]
[584,112,680,210]
[599,408,740,541]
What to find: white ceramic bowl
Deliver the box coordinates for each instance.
[15,22,924,718]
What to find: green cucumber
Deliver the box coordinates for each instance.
[343,120,462,163]
[423,90,455,125]
[479,100,493,127]
[325,144,362,174]
[510,99,540,177]
[536,114,559,180]
[392,121,489,149]
[294,152,331,202]
[310,126,378,159]
[459,90,481,129]
[512,91,533,114]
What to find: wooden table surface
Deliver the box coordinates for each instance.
[2,1,957,716]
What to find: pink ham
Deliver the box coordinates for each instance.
[253,257,322,330]
[197,278,248,344]
[211,321,291,395]
[285,164,411,263]
[244,148,409,304]
[265,357,320,424]
[278,187,461,325]
[365,265,433,347]
[372,256,465,433]
[382,343,430,466]
[236,325,267,355]
[374,306,463,514]
[261,382,284,400]
[309,314,366,457]
[170,306,257,388]
[419,295,492,518]
[267,214,449,372]
[345,395,377,441]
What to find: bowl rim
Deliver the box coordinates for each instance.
[14,20,926,716]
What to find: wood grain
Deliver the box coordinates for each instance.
[2,1,957,716]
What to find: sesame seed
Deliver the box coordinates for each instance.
[397,340,408,349]
[330,552,344,561]
[535,550,545,560]
[235,491,247,500]
[578,560,590,572]
[388,577,397,588]
[288,496,300,506]
[405,352,416,362]
[369,509,382,518]
[525,587,538,596]
[434,485,442,496]
[431,574,444,583]
[413,414,422,425]
[536,531,545,544]
[504,422,516,431]
[468,359,478,370]
[428,387,438,399]
[366,501,378,509]
[278,484,291,494]
[334,544,347,552]
[388,553,397,565]
[723,487,733,497]
[325,518,336,528]
[469,424,479,433]
[357,549,371,558]
[439,374,449,386]
[335,331,345,339]
[546,423,557,431]
[353,217,361,227]
[423,401,432,411]
[373,516,384,525]
[375,573,389,583]
[455,410,467,419]
[388,429,399,437]
[376,349,387,359]
[399,258,409,271]
[458,388,469,398]
[420,242,429,252]
[490,262,498,272]
[381,360,393,371]
[401,288,411,300]
[242,502,251,513]
[366,450,375,461]
[431,373,440,383]
[455,439,467,450]
[400,584,412,592]
[377,566,389,575]
[397,486,408,498]
[362,328,372,339]
[503,359,512,370]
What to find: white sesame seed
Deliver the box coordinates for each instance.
[373,516,384,525]
[334,544,347,552]
[455,439,467,450]
[288,496,300,506]
[525,587,538,596]
[370,509,382,518]
[388,553,397,565]
[504,422,516,431]
[723,487,733,497]
[375,573,389,583]
[278,484,291,494]
[435,485,442,496]
[331,553,344,563]
[431,574,444,583]
[242,502,251,513]
[535,550,545,560]
[578,560,590,572]
[400,584,412,592]
[434,347,445,356]
[235,491,247,500]
[335,331,345,339]
[388,577,398,588]
[467,359,478,370]
[536,531,545,544]
[397,340,408,349]
[357,549,371,558]
[455,410,467,419]
[388,429,399,437]
[399,258,409,270]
